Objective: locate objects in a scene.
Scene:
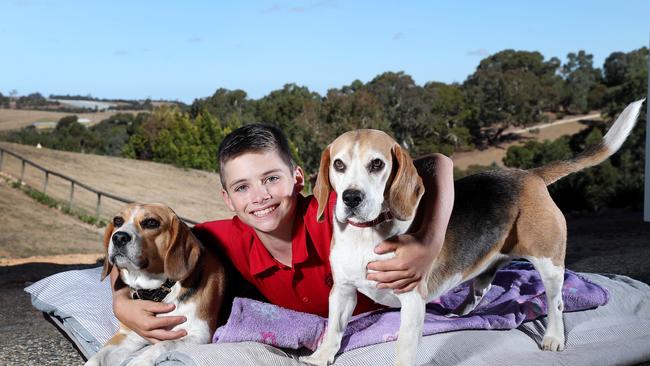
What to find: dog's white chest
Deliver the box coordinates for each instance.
[330,225,407,308]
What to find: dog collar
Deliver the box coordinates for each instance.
[131,279,176,302]
[347,211,394,228]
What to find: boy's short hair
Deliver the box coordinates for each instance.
[218,123,296,189]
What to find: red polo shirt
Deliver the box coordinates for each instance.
[193,193,382,317]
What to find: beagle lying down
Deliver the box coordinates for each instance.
[86,203,228,366]
[302,100,644,366]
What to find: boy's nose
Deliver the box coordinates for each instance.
[252,185,271,203]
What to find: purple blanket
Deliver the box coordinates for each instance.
[213,261,608,353]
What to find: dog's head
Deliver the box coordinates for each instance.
[101,203,201,286]
[314,129,424,224]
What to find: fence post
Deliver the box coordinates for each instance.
[20,159,25,184]
[96,193,101,223]
[0,149,4,172]
[43,171,49,195]
[70,181,75,209]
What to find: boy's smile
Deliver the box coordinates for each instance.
[221,150,304,239]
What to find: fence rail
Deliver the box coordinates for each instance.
[0,146,198,226]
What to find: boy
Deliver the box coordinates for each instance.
[112,123,454,343]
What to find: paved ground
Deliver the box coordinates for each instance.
[1,211,649,365]
[0,262,97,366]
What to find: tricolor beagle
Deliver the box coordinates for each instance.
[85,203,227,366]
[302,100,644,366]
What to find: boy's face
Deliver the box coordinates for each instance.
[220,150,304,237]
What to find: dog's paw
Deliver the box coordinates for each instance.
[300,354,334,366]
[541,335,565,352]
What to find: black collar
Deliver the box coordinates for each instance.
[131,279,177,302]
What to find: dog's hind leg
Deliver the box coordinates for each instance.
[453,258,510,316]
[527,256,565,351]
[301,284,357,366]
[395,291,425,366]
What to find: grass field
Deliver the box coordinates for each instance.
[0,108,140,131]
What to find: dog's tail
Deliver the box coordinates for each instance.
[531,99,645,185]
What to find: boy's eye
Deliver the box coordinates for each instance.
[234,185,248,192]
[265,176,280,184]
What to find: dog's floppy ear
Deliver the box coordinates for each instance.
[388,143,424,221]
[164,216,201,282]
[313,146,332,222]
[100,222,115,281]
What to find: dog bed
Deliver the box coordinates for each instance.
[26,266,650,365]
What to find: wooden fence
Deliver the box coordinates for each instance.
[0,146,198,225]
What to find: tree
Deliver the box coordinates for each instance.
[190,88,255,126]
[602,47,648,117]
[462,50,563,145]
[0,92,9,108]
[561,51,600,113]
[365,72,429,152]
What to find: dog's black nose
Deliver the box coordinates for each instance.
[112,231,132,247]
[342,189,364,208]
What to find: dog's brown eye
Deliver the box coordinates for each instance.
[369,159,385,172]
[113,217,124,227]
[333,159,346,172]
[141,218,160,229]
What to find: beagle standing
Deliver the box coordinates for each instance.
[85,203,227,366]
[302,100,644,366]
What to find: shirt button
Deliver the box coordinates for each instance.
[302,297,309,303]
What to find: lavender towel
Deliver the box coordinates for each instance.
[212,261,609,353]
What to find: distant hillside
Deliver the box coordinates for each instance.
[0,108,136,131]
[0,142,232,223]
[451,112,602,170]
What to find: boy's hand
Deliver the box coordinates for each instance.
[113,286,187,343]
[366,233,441,293]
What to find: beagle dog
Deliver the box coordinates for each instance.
[85,203,227,366]
[302,100,644,366]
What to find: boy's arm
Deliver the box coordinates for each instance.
[366,153,454,293]
[110,267,187,343]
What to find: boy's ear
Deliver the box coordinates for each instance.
[221,189,235,212]
[293,166,305,193]
[313,146,331,222]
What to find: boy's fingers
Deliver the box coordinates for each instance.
[367,258,406,272]
[144,328,187,342]
[378,278,414,291]
[143,301,176,314]
[393,282,418,293]
[374,242,398,254]
[367,270,412,283]
[148,315,187,330]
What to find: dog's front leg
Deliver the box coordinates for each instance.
[395,291,425,366]
[126,325,211,366]
[301,284,357,366]
[85,332,147,366]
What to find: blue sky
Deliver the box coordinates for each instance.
[2,0,649,103]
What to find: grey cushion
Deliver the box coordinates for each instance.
[26,268,650,365]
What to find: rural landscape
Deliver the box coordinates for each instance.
[1,47,649,365]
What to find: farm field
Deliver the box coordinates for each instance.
[0,108,141,131]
